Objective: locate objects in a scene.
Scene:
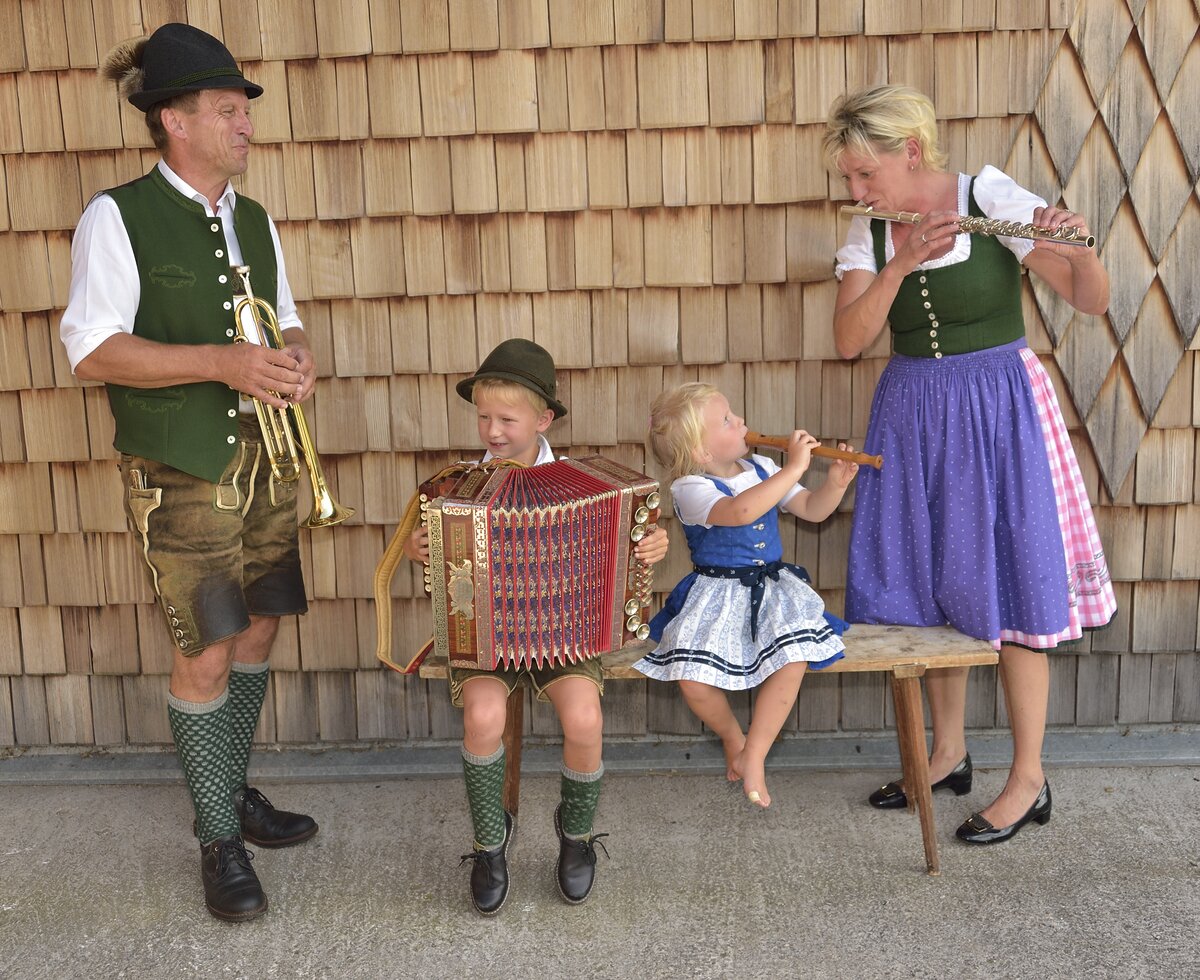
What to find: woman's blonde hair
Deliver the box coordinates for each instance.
[647,382,720,481]
[822,84,948,173]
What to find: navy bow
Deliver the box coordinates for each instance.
[695,561,796,641]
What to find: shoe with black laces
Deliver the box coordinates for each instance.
[554,804,608,905]
[234,784,318,848]
[459,810,514,916]
[200,834,267,922]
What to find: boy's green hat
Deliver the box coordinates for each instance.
[456,338,567,419]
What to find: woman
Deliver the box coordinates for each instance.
[823,85,1117,844]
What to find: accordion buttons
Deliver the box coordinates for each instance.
[645,491,661,510]
[634,506,650,524]
[630,524,647,542]
[636,624,651,640]
[625,598,640,617]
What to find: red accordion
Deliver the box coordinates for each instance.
[422,456,660,670]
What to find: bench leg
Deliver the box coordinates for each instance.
[501,685,524,818]
[891,666,940,876]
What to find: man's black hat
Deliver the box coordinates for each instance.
[125,23,263,111]
[456,339,567,419]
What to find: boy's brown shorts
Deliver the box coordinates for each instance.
[120,417,307,655]
[448,656,604,708]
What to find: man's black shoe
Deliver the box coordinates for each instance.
[234,785,318,848]
[201,834,267,922]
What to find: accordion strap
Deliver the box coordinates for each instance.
[373,458,526,673]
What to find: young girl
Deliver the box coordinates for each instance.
[634,382,857,808]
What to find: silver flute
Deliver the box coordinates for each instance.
[840,204,1095,249]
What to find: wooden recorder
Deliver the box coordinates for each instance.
[746,431,883,470]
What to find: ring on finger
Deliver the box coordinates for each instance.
[920,232,928,244]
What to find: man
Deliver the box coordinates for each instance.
[60,23,319,922]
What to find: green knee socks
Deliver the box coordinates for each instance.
[560,762,604,839]
[167,692,240,845]
[462,745,507,850]
[227,661,269,791]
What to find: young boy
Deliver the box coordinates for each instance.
[403,338,669,915]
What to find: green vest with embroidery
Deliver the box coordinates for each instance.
[105,168,278,482]
[871,179,1025,357]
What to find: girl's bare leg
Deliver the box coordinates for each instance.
[733,663,806,808]
[678,680,745,781]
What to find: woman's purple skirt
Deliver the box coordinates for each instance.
[846,339,1114,647]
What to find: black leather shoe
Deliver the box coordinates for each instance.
[200,834,267,922]
[868,753,973,809]
[234,785,319,848]
[554,804,609,905]
[956,781,1052,845]
[459,811,514,916]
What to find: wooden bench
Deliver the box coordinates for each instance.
[419,623,998,875]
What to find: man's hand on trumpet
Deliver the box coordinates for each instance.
[215,341,305,409]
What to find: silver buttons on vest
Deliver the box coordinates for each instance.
[227,409,237,418]
[215,248,224,258]
[226,328,235,337]
[917,274,943,358]
[754,541,766,549]
[219,274,228,284]
[227,435,236,444]
[210,222,220,233]
[223,301,232,310]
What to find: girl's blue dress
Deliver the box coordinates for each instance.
[633,459,846,690]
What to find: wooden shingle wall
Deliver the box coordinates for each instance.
[1,0,1197,750]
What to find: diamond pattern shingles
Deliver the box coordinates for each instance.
[1158,196,1200,343]
[1099,38,1163,179]
[1069,0,1135,100]
[1086,358,1149,498]
[1101,201,1159,342]
[1128,114,1193,260]
[1165,41,1200,176]
[1138,0,1199,98]
[1055,313,1121,420]
[1123,282,1187,420]
[1063,120,1125,246]
[1035,46,1097,182]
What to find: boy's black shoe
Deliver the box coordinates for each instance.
[554,804,609,905]
[200,834,268,922]
[459,810,514,915]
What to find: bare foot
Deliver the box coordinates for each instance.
[734,749,770,808]
[722,732,747,782]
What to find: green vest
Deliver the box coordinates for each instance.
[871,179,1025,357]
[105,168,279,482]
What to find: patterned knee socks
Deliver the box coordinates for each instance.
[560,762,604,839]
[227,661,269,792]
[462,745,507,850]
[167,692,240,845]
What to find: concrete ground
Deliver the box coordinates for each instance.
[1,755,1197,979]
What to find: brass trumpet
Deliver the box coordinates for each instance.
[232,265,355,528]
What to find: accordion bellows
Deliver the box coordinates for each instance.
[424,456,660,670]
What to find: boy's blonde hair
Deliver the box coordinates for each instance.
[471,376,550,416]
[648,382,720,481]
[822,84,948,174]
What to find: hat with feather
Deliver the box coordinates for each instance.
[101,22,262,111]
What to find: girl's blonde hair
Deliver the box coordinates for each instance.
[647,382,720,481]
[471,377,549,415]
[822,84,948,174]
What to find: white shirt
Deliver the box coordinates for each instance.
[834,165,1046,281]
[480,434,557,467]
[59,160,302,372]
[671,454,804,527]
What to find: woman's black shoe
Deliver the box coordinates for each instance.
[956,781,1051,845]
[554,804,609,905]
[868,753,973,809]
[459,811,513,916]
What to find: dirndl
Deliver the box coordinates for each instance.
[845,338,1115,649]
[633,564,846,690]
